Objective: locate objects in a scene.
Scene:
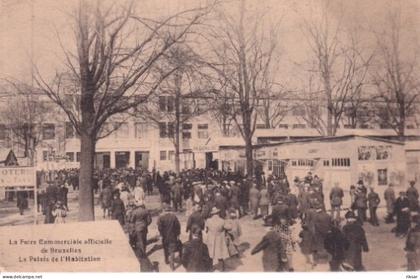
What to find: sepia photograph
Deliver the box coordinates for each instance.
[0,0,420,274]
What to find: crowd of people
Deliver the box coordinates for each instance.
[27,167,420,272]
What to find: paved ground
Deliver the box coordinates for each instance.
[0,189,407,272]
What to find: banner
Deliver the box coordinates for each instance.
[0,167,36,187]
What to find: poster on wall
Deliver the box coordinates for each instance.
[376,145,392,160]
[378,168,388,186]
[358,146,375,160]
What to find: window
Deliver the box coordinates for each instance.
[135,122,148,138]
[344,124,352,129]
[292,124,306,129]
[197,124,209,139]
[360,124,369,129]
[323,160,330,167]
[297,159,314,167]
[331,158,350,167]
[42,124,55,140]
[76,152,81,162]
[159,122,167,138]
[159,122,174,138]
[291,160,297,166]
[66,152,75,162]
[182,123,192,139]
[182,100,191,114]
[378,169,388,185]
[407,124,416,129]
[114,122,129,138]
[43,151,48,162]
[168,151,175,161]
[278,124,288,129]
[267,160,273,171]
[0,124,6,140]
[65,122,75,139]
[159,96,174,112]
[160,151,167,161]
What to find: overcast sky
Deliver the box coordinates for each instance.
[0,0,419,89]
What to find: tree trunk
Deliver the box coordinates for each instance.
[398,99,406,141]
[174,72,181,174]
[245,136,253,178]
[78,132,95,221]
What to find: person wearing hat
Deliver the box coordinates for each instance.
[111,191,126,226]
[128,200,152,258]
[214,191,228,219]
[186,204,205,240]
[367,187,381,226]
[205,207,229,271]
[171,178,183,212]
[271,197,290,226]
[157,203,181,270]
[407,181,419,212]
[52,200,67,224]
[384,183,396,223]
[405,213,420,271]
[324,220,349,271]
[354,184,368,223]
[224,210,242,257]
[229,181,242,217]
[342,211,369,271]
[394,191,411,237]
[249,182,261,220]
[181,227,213,272]
[239,178,251,215]
[330,182,344,220]
[251,225,287,271]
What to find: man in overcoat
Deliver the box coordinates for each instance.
[157,203,181,270]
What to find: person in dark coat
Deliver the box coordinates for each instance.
[186,205,205,240]
[405,214,420,271]
[229,181,241,217]
[367,188,380,226]
[286,189,299,220]
[329,182,344,220]
[270,198,290,226]
[182,227,213,272]
[384,183,396,223]
[171,179,183,212]
[110,192,126,226]
[394,191,411,237]
[251,227,287,271]
[157,203,181,270]
[239,178,250,215]
[16,189,28,215]
[214,191,228,219]
[407,181,419,212]
[58,184,69,210]
[342,211,369,271]
[324,221,349,271]
[299,223,314,266]
[354,186,368,223]
[128,201,152,258]
[311,204,332,263]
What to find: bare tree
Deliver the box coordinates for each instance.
[137,44,212,173]
[205,0,278,177]
[371,7,420,139]
[301,0,372,136]
[33,0,213,221]
[1,82,51,165]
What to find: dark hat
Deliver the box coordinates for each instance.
[345,211,356,220]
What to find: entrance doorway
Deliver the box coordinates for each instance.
[135,151,149,170]
[95,152,111,169]
[115,151,130,169]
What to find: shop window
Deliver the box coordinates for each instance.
[42,123,55,140]
[159,96,175,112]
[331,158,350,167]
[160,151,167,161]
[198,124,209,139]
[323,160,330,167]
[182,123,192,139]
[297,159,314,167]
[43,151,48,161]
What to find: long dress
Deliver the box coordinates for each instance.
[205,214,229,264]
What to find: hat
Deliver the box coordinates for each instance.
[345,211,356,220]
[210,207,220,215]
[229,181,236,185]
[192,181,201,186]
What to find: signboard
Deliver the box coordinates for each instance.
[0,167,36,187]
[0,220,139,272]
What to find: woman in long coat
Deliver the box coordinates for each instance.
[205,207,229,271]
